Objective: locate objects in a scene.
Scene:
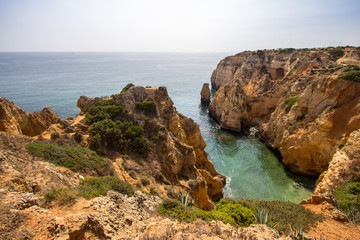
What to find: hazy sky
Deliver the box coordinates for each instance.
[0,0,359,52]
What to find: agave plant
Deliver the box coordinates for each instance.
[253,209,269,225]
[180,191,194,207]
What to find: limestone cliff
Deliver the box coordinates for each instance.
[0,97,60,136]
[209,47,360,176]
[303,129,360,204]
[78,86,225,209]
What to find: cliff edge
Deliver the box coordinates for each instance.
[209,47,360,176]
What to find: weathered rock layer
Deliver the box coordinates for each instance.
[209,47,360,176]
[0,97,60,136]
[79,86,226,209]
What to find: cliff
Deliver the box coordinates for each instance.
[0,97,60,136]
[0,91,290,240]
[77,86,225,210]
[209,47,360,176]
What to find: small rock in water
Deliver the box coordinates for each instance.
[200,83,211,103]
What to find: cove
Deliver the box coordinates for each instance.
[0,52,316,203]
[197,104,315,203]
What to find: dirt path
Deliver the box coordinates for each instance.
[303,203,360,239]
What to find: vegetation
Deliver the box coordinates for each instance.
[277,48,295,53]
[253,209,270,225]
[85,98,150,154]
[150,186,158,196]
[334,181,360,224]
[244,200,323,233]
[44,188,79,206]
[338,70,360,82]
[180,191,194,207]
[43,176,134,206]
[256,50,264,55]
[121,83,135,93]
[287,69,295,77]
[135,101,157,115]
[285,96,299,112]
[327,47,345,59]
[85,99,123,124]
[79,176,134,199]
[26,142,112,175]
[140,176,150,186]
[158,198,256,227]
[89,118,149,153]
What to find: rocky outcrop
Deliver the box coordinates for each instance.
[0,132,82,194]
[303,129,360,204]
[0,97,60,136]
[79,86,226,210]
[0,189,288,240]
[209,47,360,176]
[201,83,211,103]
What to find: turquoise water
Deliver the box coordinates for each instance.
[0,52,315,202]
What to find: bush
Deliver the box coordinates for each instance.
[44,188,79,206]
[121,83,135,93]
[85,99,123,124]
[26,142,111,175]
[328,47,344,59]
[150,186,158,196]
[285,96,299,112]
[89,118,149,153]
[338,70,360,82]
[140,177,150,186]
[334,181,360,224]
[243,200,323,233]
[79,176,134,199]
[158,198,256,227]
[158,199,197,222]
[136,101,157,115]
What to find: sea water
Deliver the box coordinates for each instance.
[0,52,315,203]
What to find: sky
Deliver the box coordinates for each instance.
[0,0,359,52]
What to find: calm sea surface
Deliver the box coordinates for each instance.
[0,52,315,202]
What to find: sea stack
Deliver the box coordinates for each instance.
[200,83,211,103]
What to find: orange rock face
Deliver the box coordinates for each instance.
[79,86,225,209]
[209,48,360,176]
[0,97,60,136]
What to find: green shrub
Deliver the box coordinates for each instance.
[334,181,360,224]
[158,198,256,227]
[328,47,344,59]
[44,188,79,206]
[121,83,135,93]
[26,142,111,175]
[140,176,150,186]
[285,96,299,112]
[129,170,137,179]
[89,118,149,153]
[278,48,295,53]
[158,199,197,222]
[243,200,323,233]
[135,101,157,115]
[85,99,123,124]
[150,186,158,196]
[338,70,360,82]
[79,176,134,199]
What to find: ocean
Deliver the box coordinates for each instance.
[0,52,315,202]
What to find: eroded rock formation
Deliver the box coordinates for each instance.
[79,86,226,209]
[201,83,211,103]
[209,47,360,176]
[0,97,60,136]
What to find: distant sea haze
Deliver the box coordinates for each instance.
[0,52,315,202]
